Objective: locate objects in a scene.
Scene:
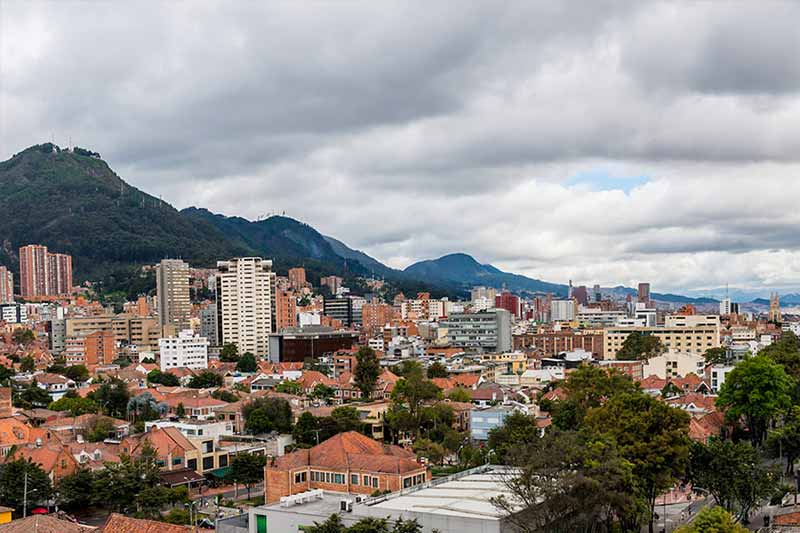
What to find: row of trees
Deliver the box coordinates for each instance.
[302,514,429,533]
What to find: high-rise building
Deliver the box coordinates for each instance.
[65,330,117,371]
[572,286,589,306]
[200,303,218,347]
[19,245,73,299]
[320,275,344,294]
[637,282,651,304]
[444,309,512,353]
[361,303,393,337]
[550,299,576,322]
[719,298,739,316]
[593,284,602,303]
[216,257,275,358]
[0,266,12,304]
[769,293,782,323]
[323,297,353,326]
[156,259,191,331]
[495,291,521,318]
[275,289,297,331]
[159,329,209,371]
[288,267,307,290]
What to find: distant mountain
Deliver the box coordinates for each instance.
[404,253,568,296]
[0,143,247,280]
[323,236,398,277]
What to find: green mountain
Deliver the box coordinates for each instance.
[0,143,247,280]
[404,253,568,296]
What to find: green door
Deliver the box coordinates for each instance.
[256,514,267,533]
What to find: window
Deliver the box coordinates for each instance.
[372,477,378,488]
[203,456,214,470]
[187,458,197,470]
[295,472,307,483]
[172,457,183,466]
[219,455,228,467]
[351,474,358,485]
[363,475,370,486]
[334,474,344,484]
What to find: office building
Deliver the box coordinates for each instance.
[0,303,26,324]
[200,303,218,347]
[550,299,575,322]
[719,298,739,316]
[156,259,191,331]
[0,266,13,304]
[159,329,209,371]
[19,244,73,299]
[49,318,66,353]
[444,309,512,353]
[216,257,275,358]
[323,297,353,326]
[268,327,359,363]
[604,316,720,359]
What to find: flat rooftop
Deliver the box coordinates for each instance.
[365,468,519,521]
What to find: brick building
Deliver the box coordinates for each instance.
[265,431,429,504]
[65,330,117,370]
[513,330,604,359]
[361,303,393,337]
[275,290,297,331]
[19,244,73,300]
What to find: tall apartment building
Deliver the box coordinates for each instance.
[200,304,218,347]
[216,258,275,358]
[65,330,117,370]
[275,290,297,332]
[156,259,191,331]
[0,303,26,324]
[0,266,13,304]
[444,309,512,353]
[495,291,521,319]
[288,268,307,290]
[320,275,343,294]
[159,329,209,371]
[550,299,576,322]
[637,282,651,304]
[19,245,73,299]
[361,303,393,337]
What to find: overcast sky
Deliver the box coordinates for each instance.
[2,2,800,297]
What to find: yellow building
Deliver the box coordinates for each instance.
[0,506,12,524]
[604,323,720,359]
[477,352,528,374]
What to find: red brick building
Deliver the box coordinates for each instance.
[265,431,429,504]
[361,303,393,337]
[514,330,604,358]
[495,291,521,319]
[275,290,297,331]
[19,244,73,300]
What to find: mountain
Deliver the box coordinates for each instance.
[0,143,247,280]
[404,253,568,296]
[323,236,398,278]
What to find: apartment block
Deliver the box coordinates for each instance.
[216,257,275,358]
[19,244,73,299]
[0,266,13,304]
[65,330,117,370]
[444,309,512,353]
[156,259,191,331]
[603,320,720,359]
[275,290,297,332]
[159,329,209,370]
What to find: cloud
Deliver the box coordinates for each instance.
[2,1,800,295]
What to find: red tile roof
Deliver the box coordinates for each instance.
[101,513,190,532]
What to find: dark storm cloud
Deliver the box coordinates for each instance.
[3,1,800,293]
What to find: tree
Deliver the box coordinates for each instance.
[187,370,224,389]
[689,439,778,523]
[616,331,665,360]
[164,508,191,525]
[236,352,258,373]
[488,411,540,463]
[92,442,162,513]
[674,506,747,533]
[491,430,638,533]
[275,380,302,395]
[48,396,100,416]
[391,368,441,430]
[64,364,90,382]
[19,355,35,372]
[545,365,640,431]
[293,411,321,446]
[716,355,794,445]
[354,346,381,399]
[229,454,267,499]
[91,377,130,418]
[220,343,239,362]
[147,368,180,387]
[0,459,52,511]
[12,328,35,345]
[703,347,729,365]
[86,416,117,442]
[767,406,800,474]
[57,469,95,510]
[413,438,446,465]
[302,514,347,533]
[426,361,448,379]
[418,403,454,442]
[0,365,14,385]
[585,392,691,533]
[446,387,472,403]
[243,397,293,434]
[127,391,168,421]
[312,384,336,403]
[331,406,362,433]
[211,389,239,402]
[13,382,52,408]
[176,403,186,418]
[135,485,172,519]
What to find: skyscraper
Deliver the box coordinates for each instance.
[0,266,13,304]
[19,244,73,299]
[216,257,275,358]
[637,282,651,304]
[156,259,191,331]
[288,267,307,290]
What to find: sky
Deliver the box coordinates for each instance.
[2,1,800,297]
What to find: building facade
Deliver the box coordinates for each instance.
[159,329,209,370]
[0,266,12,304]
[156,259,191,331]
[19,244,73,299]
[444,309,512,353]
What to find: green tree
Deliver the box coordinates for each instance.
[585,392,691,533]
[331,406,362,433]
[616,331,665,360]
[689,439,778,523]
[0,459,52,511]
[236,352,258,373]
[488,411,540,464]
[716,355,794,445]
[64,364,90,382]
[412,438,446,465]
[229,453,267,499]
[135,485,172,519]
[91,377,130,418]
[164,508,191,525]
[12,328,35,345]
[446,387,472,403]
[703,347,729,365]
[674,506,747,533]
[302,514,347,533]
[127,391,167,421]
[48,396,100,416]
[187,370,224,389]
[243,397,293,434]
[275,380,302,395]
[354,346,381,399]
[391,367,441,432]
[293,411,321,446]
[211,389,239,402]
[19,355,35,372]
[220,343,239,362]
[176,403,186,418]
[767,406,800,474]
[57,469,95,510]
[86,416,117,442]
[0,365,15,385]
[312,383,336,403]
[92,443,162,513]
[13,382,52,408]
[426,361,448,379]
[491,430,638,533]
[147,368,180,387]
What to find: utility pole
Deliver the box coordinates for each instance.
[22,472,28,518]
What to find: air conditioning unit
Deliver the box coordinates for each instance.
[340,500,353,512]
[354,496,364,503]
